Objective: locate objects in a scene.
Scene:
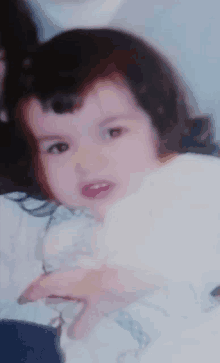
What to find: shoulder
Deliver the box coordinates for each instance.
[148,153,220,197]
[173,152,220,170]
[104,153,220,221]
[159,153,220,177]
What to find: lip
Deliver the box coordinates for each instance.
[80,180,116,200]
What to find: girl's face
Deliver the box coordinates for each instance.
[21,77,169,220]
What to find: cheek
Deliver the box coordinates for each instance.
[38,157,79,202]
[33,154,53,198]
[114,133,157,171]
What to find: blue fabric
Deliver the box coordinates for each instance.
[0,320,63,363]
[114,310,151,350]
[114,310,151,361]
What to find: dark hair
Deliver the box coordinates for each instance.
[1,27,219,201]
[16,28,192,147]
[0,0,38,110]
[0,0,42,199]
[0,0,37,53]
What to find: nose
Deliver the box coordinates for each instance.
[74,146,107,176]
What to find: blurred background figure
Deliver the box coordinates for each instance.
[0,0,37,122]
[26,0,126,40]
[0,0,41,195]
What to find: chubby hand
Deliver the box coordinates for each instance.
[18,262,161,340]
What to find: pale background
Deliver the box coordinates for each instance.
[26,0,220,141]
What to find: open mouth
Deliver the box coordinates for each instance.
[80,180,115,199]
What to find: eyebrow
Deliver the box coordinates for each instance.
[99,116,125,127]
[37,135,64,142]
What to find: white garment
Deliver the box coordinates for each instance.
[0,195,58,325]
[1,153,220,362]
[42,153,220,362]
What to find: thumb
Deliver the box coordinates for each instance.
[67,294,104,340]
[66,291,136,340]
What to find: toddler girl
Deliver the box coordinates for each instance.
[5,28,220,361]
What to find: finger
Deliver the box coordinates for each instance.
[19,268,90,302]
[68,295,105,340]
[17,273,49,304]
[19,267,108,302]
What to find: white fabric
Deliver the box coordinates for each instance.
[0,195,58,325]
[42,206,96,273]
[47,153,220,362]
[1,153,220,362]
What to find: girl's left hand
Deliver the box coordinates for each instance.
[18,263,159,340]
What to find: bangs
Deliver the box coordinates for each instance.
[39,93,83,115]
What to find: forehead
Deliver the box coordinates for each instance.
[22,77,141,133]
[81,76,138,115]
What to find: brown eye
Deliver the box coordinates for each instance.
[109,128,123,138]
[48,143,69,154]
